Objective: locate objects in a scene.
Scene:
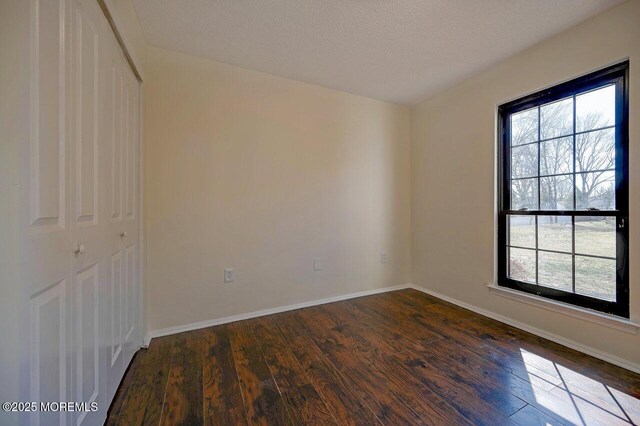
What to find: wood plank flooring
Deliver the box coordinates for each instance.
[106,289,640,425]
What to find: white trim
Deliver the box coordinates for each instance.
[487,283,639,334]
[137,81,145,349]
[144,283,412,346]
[410,284,640,374]
[142,282,640,374]
[98,0,144,81]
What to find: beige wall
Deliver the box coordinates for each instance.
[412,0,640,367]
[144,46,411,332]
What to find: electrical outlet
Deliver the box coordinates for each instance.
[313,258,322,271]
[381,252,388,263]
[224,268,234,283]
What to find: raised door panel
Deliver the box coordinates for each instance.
[73,3,99,227]
[125,76,136,220]
[75,264,99,425]
[110,59,124,222]
[125,244,136,343]
[30,0,67,231]
[30,281,67,426]
[122,79,131,220]
[109,251,123,369]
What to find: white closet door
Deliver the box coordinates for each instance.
[21,0,141,424]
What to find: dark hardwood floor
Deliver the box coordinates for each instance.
[106,289,640,425]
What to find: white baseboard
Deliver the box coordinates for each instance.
[409,284,640,375]
[143,282,639,374]
[144,283,412,346]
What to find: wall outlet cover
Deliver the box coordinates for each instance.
[224,268,234,283]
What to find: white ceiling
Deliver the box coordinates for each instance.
[134,0,623,105]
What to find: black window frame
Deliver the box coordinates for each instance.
[497,61,629,318]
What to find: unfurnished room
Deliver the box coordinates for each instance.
[1,0,639,425]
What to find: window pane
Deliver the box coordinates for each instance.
[540,137,572,176]
[575,256,616,301]
[511,108,538,146]
[511,178,538,210]
[512,143,538,178]
[576,171,615,210]
[541,97,573,139]
[538,251,572,292]
[576,85,615,132]
[509,248,536,283]
[575,216,615,258]
[540,175,573,210]
[576,128,615,172]
[538,216,572,253]
[509,215,535,248]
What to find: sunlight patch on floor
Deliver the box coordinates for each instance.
[520,349,638,425]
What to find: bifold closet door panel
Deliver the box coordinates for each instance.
[104,38,132,403]
[101,31,142,404]
[69,0,108,424]
[121,66,140,368]
[22,1,73,425]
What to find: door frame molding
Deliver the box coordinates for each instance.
[139,81,145,347]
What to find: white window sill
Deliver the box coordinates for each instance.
[487,283,639,334]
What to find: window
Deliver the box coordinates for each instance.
[498,62,629,318]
